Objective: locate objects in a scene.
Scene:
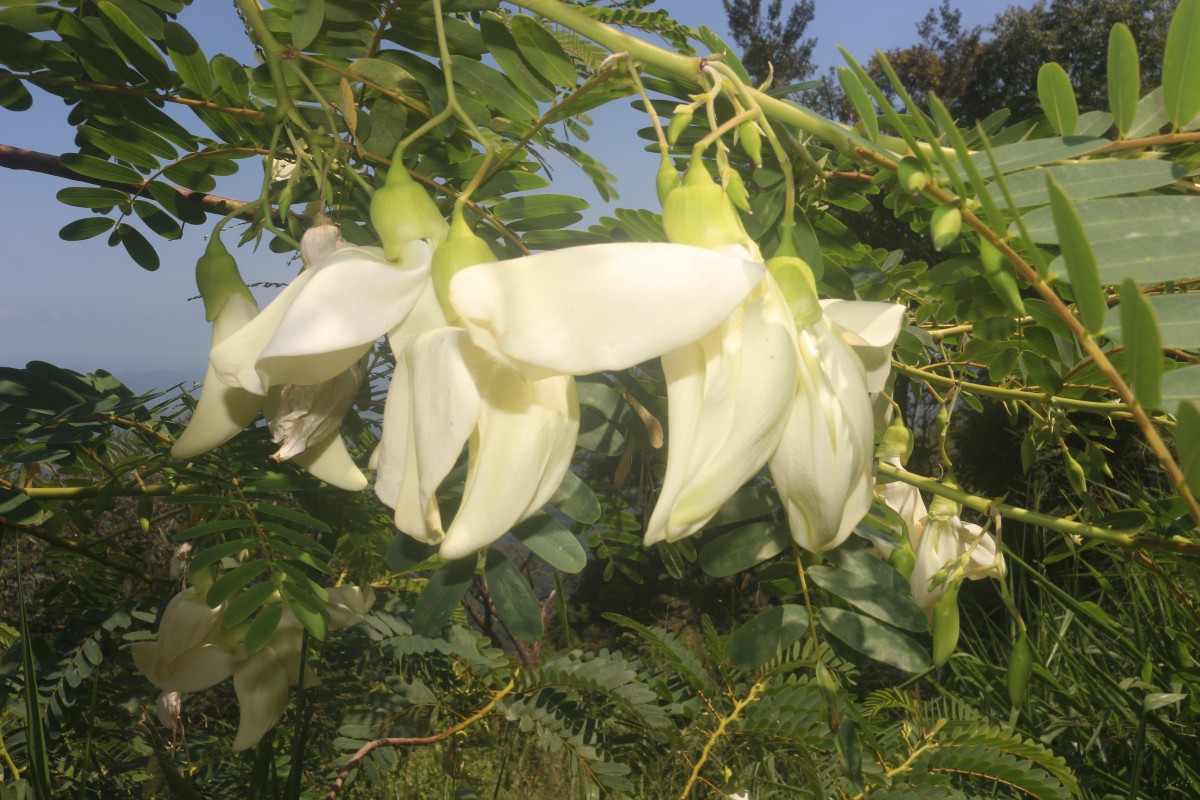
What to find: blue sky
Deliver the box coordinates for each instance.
[0,0,1025,386]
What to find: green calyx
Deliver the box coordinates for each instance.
[879,416,914,463]
[370,146,449,263]
[195,232,253,323]
[432,208,496,323]
[656,155,681,206]
[662,160,750,250]
[765,255,821,326]
[928,492,961,520]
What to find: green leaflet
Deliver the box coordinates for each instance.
[1162,0,1200,129]
[1045,174,1106,333]
[1107,23,1140,136]
[484,549,543,643]
[1118,279,1163,410]
[726,604,809,670]
[1037,62,1078,136]
[510,14,576,89]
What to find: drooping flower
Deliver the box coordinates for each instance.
[909,495,1004,615]
[873,418,928,560]
[133,584,374,751]
[171,234,265,459]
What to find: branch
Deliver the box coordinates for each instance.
[325,675,518,800]
[0,144,255,220]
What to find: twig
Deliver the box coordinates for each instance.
[325,676,517,800]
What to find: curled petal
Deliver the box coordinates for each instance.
[910,515,1004,615]
[325,585,375,630]
[645,277,797,544]
[230,648,291,752]
[820,300,906,393]
[287,429,367,491]
[268,366,363,462]
[450,242,765,378]
[770,319,876,552]
[376,329,482,544]
[172,293,264,458]
[255,244,432,389]
[132,641,235,694]
[439,353,579,561]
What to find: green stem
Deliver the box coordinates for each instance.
[511,0,876,157]
[234,0,301,126]
[876,461,1200,554]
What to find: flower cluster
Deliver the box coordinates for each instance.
[174,155,909,560]
[132,584,373,750]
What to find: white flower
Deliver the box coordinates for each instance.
[874,454,928,560]
[132,584,374,751]
[436,242,769,552]
[910,500,1004,615]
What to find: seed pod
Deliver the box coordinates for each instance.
[666,107,693,147]
[1020,434,1037,473]
[738,120,763,166]
[980,238,1026,315]
[370,145,449,262]
[897,156,928,193]
[931,583,961,666]
[931,204,962,251]
[1007,632,1034,705]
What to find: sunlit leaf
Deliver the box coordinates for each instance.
[1118,279,1162,409]
[1107,23,1139,136]
[1038,62,1078,136]
[1163,0,1200,129]
[818,608,931,673]
[1045,174,1105,333]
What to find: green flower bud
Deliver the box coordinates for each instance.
[1063,448,1087,496]
[931,582,961,666]
[765,255,821,325]
[724,167,751,212]
[666,106,693,147]
[888,537,917,580]
[931,203,962,251]
[656,155,681,206]
[196,232,253,323]
[662,160,750,250]
[897,156,928,193]
[432,208,497,323]
[370,146,449,263]
[738,120,763,166]
[979,238,1026,315]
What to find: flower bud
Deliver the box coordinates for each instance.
[724,167,751,213]
[300,213,347,267]
[666,106,693,147]
[897,156,928,193]
[433,208,497,323]
[888,537,917,579]
[370,146,449,263]
[930,203,962,251]
[662,160,750,250]
[738,120,763,166]
[979,238,1026,314]
[196,233,254,323]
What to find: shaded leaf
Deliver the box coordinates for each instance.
[485,549,543,643]
[512,514,586,573]
[699,522,791,578]
[1118,279,1162,409]
[1163,0,1200,128]
[1037,62,1078,136]
[818,608,931,673]
[1045,174,1105,333]
[726,604,810,670]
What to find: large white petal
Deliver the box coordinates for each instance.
[288,430,367,491]
[820,300,906,393]
[155,587,224,660]
[449,242,765,378]
[372,281,448,497]
[769,318,876,552]
[172,294,264,458]
[231,649,290,751]
[325,585,375,630]
[438,350,579,561]
[255,244,432,388]
[380,329,482,544]
[209,270,317,395]
[645,277,797,544]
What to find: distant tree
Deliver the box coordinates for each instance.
[801,0,1173,127]
[958,0,1173,123]
[722,0,817,87]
